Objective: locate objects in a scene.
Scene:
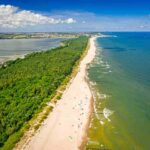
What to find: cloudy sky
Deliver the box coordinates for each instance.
[0,0,150,32]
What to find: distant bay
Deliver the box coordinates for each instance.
[0,38,64,63]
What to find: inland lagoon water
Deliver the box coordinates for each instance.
[0,38,63,63]
[87,32,150,150]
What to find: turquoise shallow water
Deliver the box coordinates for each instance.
[87,32,150,150]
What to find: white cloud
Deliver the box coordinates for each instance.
[0,5,76,28]
[63,18,76,24]
[0,6,149,32]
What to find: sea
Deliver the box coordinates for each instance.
[87,32,150,150]
[0,38,63,63]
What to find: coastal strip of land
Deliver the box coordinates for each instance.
[0,36,88,150]
[18,36,97,150]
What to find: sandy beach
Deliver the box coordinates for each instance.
[19,36,97,150]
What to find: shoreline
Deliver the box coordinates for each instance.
[0,54,25,64]
[15,36,98,150]
[79,36,98,149]
[0,37,65,65]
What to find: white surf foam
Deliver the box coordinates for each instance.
[88,140,99,145]
[97,93,107,99]
[100,120,105,125]
[103,108,114,122]
[89,81,97,86]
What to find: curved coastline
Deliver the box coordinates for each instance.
[14,36,98,150]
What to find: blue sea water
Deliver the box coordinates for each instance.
[87,32,150,150]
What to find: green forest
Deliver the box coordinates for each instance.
[0,36,88,149]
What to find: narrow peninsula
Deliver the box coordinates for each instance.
[0,36,93,150]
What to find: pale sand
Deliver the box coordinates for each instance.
[0,55,25,64]
[22,36,97,150]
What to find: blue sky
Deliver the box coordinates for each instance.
[0,0,150,32]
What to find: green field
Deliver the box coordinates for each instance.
[0,36,88,149]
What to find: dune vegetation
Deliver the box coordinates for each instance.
[0,36,88,149]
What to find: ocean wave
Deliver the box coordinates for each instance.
[89,81,97,86]
[97,93,107,99]
[102,70,112,74]
[110,35,117,38]
[91,89,113,125]
[94,58,101,64]
[105,64,110,69]
[99,60,104,64]
[98,59,111,70]
[100,61,109,66]
[101,35,118,38]
[100,120,105,125]
[103,108,114,122]
[88,140,99,145]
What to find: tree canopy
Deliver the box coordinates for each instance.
[0,36,88,149]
